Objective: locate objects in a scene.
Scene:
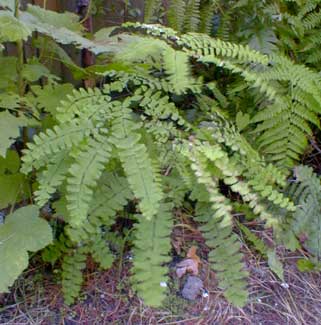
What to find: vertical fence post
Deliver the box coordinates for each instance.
[77,0,95,88]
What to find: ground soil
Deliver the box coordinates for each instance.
[1,223,321,325]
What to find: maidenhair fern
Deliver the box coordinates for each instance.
[132,202,173,307]
[20,22,321,308]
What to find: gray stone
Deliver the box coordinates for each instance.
[181,275,203,301]
[0,212,5,224]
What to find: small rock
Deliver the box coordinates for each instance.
[0,212,5,224]
[181,275,203,301]
[202,289,209,298]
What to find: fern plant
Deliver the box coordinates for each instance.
[0,0,133,299]
[286,166,321,261]
[3,1,321,310]
[19,22,313,307]
[144,0,219,34]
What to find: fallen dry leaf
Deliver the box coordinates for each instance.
[187,246,201,265]
[176,246,201,278]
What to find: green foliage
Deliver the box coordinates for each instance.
[287,166,321,260]
[66,138,112,228]
[110,103,163,220]
[0,111,28,158]
[189,149,248,307]
[132,202,173,306]
[163,0,219,33]
[21,21,316,307]
[238,222,284,280]
[61,246,88,305]
[144,0,162,23]
[278,0,321,68]
[0,150,29,209]
[0,205,52,292]
[0,11,31,42]
[2,0,321,311]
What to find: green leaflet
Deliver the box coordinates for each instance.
[0,111,28,158]
[0,11,31,42]
[30,83,74,116]
[0,149,20,174]
[0,205,52,292]
[0,174,28,209]
[21,59,54,83]
[0,150,29,209]
[26,4,84,33]
[0,0,15,12]
[162,47,194,94]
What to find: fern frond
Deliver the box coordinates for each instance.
[21,121,92,174]
[184,0,201,32]
[302,12,321,30]
[216,12,232,41]
[199,0,218,34]
[131,202,173,307]
[110,102,163,220]
[34,151,71,207]
[186,144,248,307]
[180,33,269,65]
[89,233,114,269]
[61,246,88,305]
[162,47,196,94]
[66,137,112,229]
[55,87,110,123]
[167,0,186,32]
[144,0,162,23]
[137,88,189,127]
[89,173,133,225]
[288,166,321,260]
[66,172,133,242]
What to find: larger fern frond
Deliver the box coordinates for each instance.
[180,33,269,65]
[167,0,186,31]
[162,47,196,94]
[88,233,114,269]
[55,87,111,124]
[66,137,112,228]
[188,147,248,307]
[184,0,201,32]
[110,102,163,220]
[288,166,321,259]
[144,0,162,23]
[199,0,219,34]
[131,202,173,307]
[61,246,88,305]
[21,121,92,174]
